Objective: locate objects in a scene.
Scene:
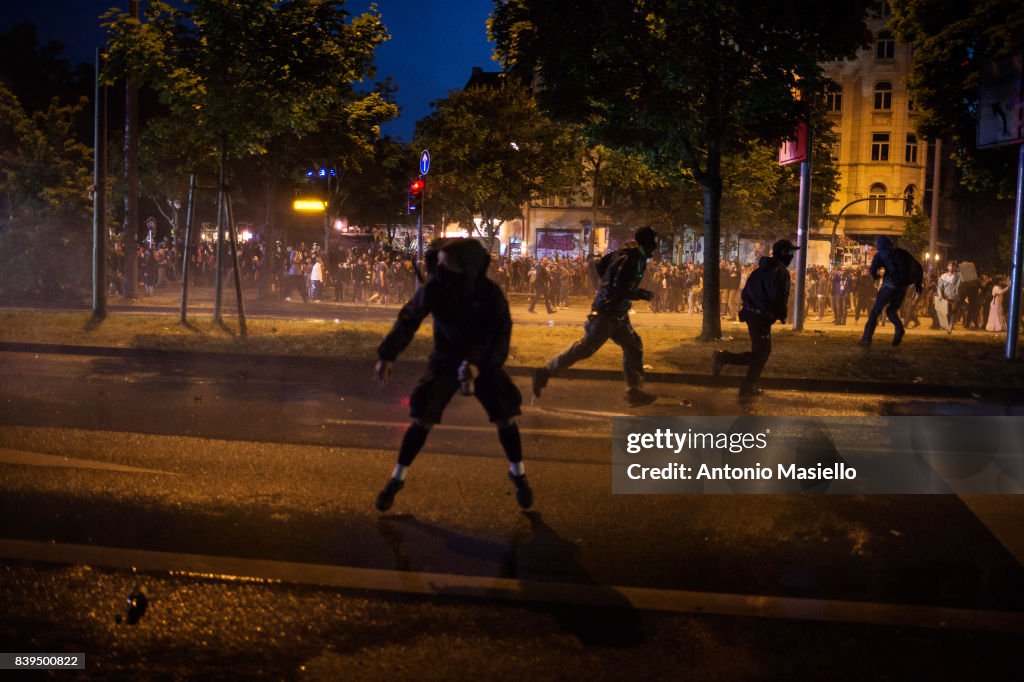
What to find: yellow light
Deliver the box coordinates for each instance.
[293,199,326,212]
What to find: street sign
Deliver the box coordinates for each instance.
[419,149,431,175]
[977,54,1023,149]
[146,216,157,230]
[779,123,808,166]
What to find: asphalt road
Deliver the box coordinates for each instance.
[0,349,1021,679]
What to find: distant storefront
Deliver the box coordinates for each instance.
[535,228,582,260]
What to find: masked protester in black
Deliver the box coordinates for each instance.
[532,226,659,407]
[373,238,532,512]
[859,235,923,347]
[711,239,799,399]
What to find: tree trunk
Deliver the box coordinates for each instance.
[121,0,140,300]
[258,175,276,298]
[700,150,723,341]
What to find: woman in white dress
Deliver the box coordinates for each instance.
[986,278,1008,332]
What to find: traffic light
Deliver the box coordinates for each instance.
[407,178,425,214]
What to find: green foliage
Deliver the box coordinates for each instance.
[490,0,872,338]
[898,208,931,257]
[891,0,1024,193]
[413,80,584,244]
[102,0,391,161]
[0,84,92,301]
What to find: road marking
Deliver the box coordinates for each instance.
[0,538,1019,633]
[0,448,177,475]
[523,405,630,420]
[323,418,606,440]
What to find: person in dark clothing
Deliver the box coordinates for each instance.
[832,267,853,325]
[854,267,875,322]
[528,260,556,314]
[532,227,659,407]
[859,235,923,347]
[711,239,798,398]
[372,238,532,512]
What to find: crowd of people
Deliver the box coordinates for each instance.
[106,236,1015,335]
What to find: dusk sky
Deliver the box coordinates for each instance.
[0,0,500,140]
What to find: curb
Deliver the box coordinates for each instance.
[0,341,1013,401]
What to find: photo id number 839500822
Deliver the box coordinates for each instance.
[2,654,85,670]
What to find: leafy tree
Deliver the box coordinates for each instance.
[103,0,394,310]
[491,0,872,339]
[899,208,931,258]
[0,84,92,300]
[890,0,1024,194]
[413,79,584,249]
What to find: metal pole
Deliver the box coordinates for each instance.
[225,188,247,337]
[214,142,226,323]
[417,177,425,262]
[179,173,197,324]
[324,170,331,274]
[928,138,941,274]
[122,0,140,299]
[1006,143,1024,360]
[792,125,812,331]
[92,48,108,319]
[416,177,425,288]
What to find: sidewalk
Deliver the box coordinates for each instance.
[3,286,1021,398]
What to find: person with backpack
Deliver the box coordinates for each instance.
[859,236,923,347]
[531,227,659,407]
[710,239,799,399]
[372,238,533,512]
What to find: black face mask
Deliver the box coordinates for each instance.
[777,253,794,267]
[434,263,462,285]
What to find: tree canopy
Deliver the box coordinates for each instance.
[413,79,583,247]
[490,0,872,338]
[102,0,391,160]
[891,0,1024,193]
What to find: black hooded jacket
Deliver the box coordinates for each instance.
[591,243,649,315]
[740,256,791,323]
[377,239,511,371]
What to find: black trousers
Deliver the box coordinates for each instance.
[529,286,555,313]
[718,316,772,392]
[548,311,644,389]
[861,284,906,342]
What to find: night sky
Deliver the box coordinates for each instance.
[0,0,499,140]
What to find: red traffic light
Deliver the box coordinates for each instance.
[409,179,425,194]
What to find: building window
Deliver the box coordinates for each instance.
[875,31,895,59]
[825,84,842,112]
[879,1,892,18]
[905,133,918,163]
[873,82,893,110]
[903,185,916,215]
[871,133,890,161]
[830,135,841,162]
[869,184,887,215]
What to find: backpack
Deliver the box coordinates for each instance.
[892,247,923,288]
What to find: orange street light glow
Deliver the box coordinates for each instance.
[293,199,326,212]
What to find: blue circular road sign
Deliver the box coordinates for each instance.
[419,149,431,175]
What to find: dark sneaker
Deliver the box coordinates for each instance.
[375,478,404,512]
[532,367,550,398]
[509,472,533,509]
[892,327,905,347]
[626,388,658,407]
[738,387,764,400]
[858,338,871,347]
[711,350,725,376]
